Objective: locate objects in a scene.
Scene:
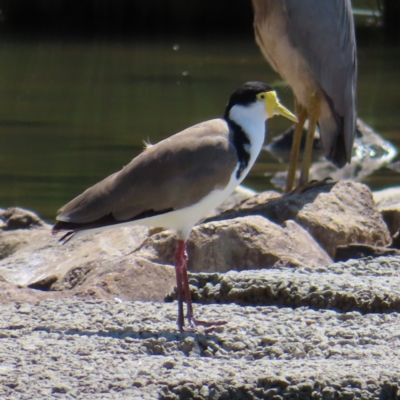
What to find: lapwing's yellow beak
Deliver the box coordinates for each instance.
[264,91,298,123]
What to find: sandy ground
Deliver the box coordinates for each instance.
[1,257,400,399]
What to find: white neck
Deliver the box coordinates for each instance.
[228,102,268,173]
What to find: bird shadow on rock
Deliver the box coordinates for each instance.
[35,326,225,356]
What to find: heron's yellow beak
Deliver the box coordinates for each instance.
[264,91,298,123]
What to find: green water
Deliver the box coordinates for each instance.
[0,37,399,222]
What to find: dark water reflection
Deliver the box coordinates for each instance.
[0,37,399,221]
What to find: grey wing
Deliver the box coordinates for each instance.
[285,0,357,164]
[56,120,238,226]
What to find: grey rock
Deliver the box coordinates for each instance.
[0,229,399,398]
[335,243,400,262]
[139,216,332,272]
[0,182,392,304]
[206,187,260,218]
[187,217,332,271]
[0,191,398,399]
[0,292,398,399]
[0,220,148,286]
[181,256,400,313]
[269,119,398,189]
[308,119,397,184]
[0,207,46,231]
[0,219,176,302]
[51,255,176,302]
[373,186,400,236]
[206,181,391,258]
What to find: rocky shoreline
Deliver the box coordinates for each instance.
[0,181,400,399]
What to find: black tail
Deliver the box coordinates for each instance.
[52,220,79,244]
[326,128,347,168]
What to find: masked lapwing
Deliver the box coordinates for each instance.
[52,81,297,331]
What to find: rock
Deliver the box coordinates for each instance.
[206,181,391,258]
[205,185,278,220]
[188,217,332,271]
[0,208,50,260]
[206,187,257,218]
[138,216,332,272]
[0,222,144,286]
[0,280,49,303]
[0,183,391,302]
[0,220,176,302]
[0,229,43,261]
[27,275,58,291]
[334,244,400,262]
[0,196,397,400]
[52,256,176,302]
[0,208,399,398]
[233,190,280,210]
[0,278,399,398]
[308,119,397,184]
[0,207,46,230]
[373,186,400,236]
[184,255,400,313]
[268,119,397,189]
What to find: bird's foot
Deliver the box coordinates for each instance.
[181,318,227,333]
[285,177,333,195]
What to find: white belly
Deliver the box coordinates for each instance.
[73,164,244,242]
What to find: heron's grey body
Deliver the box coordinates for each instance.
[252,0,357,176]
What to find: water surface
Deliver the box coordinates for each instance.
[0,37,399,221]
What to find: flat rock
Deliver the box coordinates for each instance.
[335,243,400,262]
[51,255,176,302]
[0,181,392,304]
[0,244,399,397]
[139,216,332,272]
[0,292,398,399]
[373,186,400,236]
[206,186,260,218]
[0,208,176,302]
[206,181,391,258]
[0,207,46,230]
[0,205,332,293]
[183,256,400,313]
[269,118,398,189]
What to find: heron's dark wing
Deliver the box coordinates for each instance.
[54,119,238,230]
[285,0,357,164]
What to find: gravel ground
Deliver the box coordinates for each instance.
[186,256,400,312]
[1,257,400,399]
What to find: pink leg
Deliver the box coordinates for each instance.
[180,244,194,323]
[174,240,186,331]
[174,240,226,332]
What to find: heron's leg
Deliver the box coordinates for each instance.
[285,101,307,192]
[299,93,320,187]
[174,240,186,332]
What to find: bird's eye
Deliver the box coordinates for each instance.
[257,93,265,101]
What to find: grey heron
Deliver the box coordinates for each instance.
[252,0,357,191]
